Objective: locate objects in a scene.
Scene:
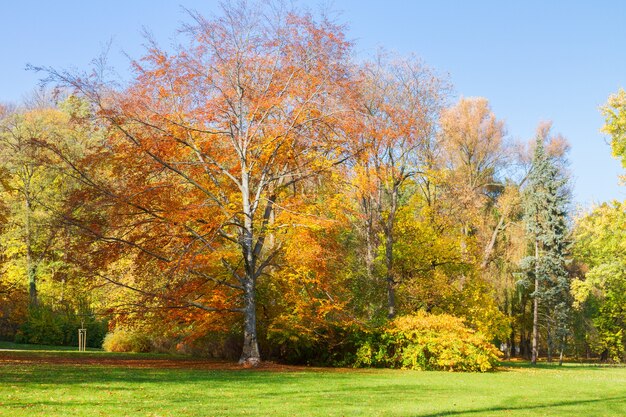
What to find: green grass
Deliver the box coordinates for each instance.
[0,345,625,416]
[0,340,184,360]
[0,340,103,352]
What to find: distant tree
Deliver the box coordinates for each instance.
[573,202,626,362]
[567,89,626,362]
[438,97,507,246]
[350,52,447,319]
[0,98,96,312]
[601,88,626,169]
[0,108,70,306]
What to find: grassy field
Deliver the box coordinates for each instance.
[0,344,625,416]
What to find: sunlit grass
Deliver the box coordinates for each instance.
[0,340,102,352]
[0,340,182,360]
[0,345,624,416]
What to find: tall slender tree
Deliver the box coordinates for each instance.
[522,126,570,364]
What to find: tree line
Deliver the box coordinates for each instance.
[0,1,624,367]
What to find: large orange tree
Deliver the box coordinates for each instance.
[46,2,354,365]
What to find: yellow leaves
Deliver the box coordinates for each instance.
[363,311,503,372]
[390,311,467,334]
[601,88,626,168]
[574,201,626,265]
[265,197,352,340]
[352,164,379,196]
[571,278,593,309]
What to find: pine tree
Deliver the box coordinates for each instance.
[522,135,571,365]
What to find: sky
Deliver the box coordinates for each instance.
[2,1,625,208]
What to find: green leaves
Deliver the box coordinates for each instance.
[602,89,626,170]
[573,202,626,361]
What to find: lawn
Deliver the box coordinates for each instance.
[0,344,624,417]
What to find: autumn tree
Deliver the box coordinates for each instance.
[573,202,626,362]
[438,98,551,356]
[601,88,626,171]
[350,53,447,319]
[0,106,81,307]
[437,97,511,269]
[41,2,354,365]
[567,89,626,362]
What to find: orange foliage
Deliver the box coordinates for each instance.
[58,2,356,360]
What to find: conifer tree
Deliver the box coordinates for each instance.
[522,134,571,365]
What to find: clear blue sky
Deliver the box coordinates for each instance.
[2,1,625,207]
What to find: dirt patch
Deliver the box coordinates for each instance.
[0,351,330,372]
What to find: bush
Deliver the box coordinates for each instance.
[354,312,502,372]
[0,288,28,340]
[102,329,152,353]
[15,306,64,345]
[15,305,107,348]
[265,323,366,366]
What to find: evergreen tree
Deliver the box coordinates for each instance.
[522,134,571,365]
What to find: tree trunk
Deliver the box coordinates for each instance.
[386,278,396,319]
[516,296,522,358]
[520,333,527,358]
[364,196,376,282]
[239,278,260,366]
[531,241,539,365]
[28,270,37,306]
[508,323,515,359]
[531,240,539,365]
[385,227,395,319]
[547,321,552,363]
[481,215,505,269]
[238,167,261,367]
[384,184,398,319]
[503,291,512,359]
[25,194,37,307]
[531,279,539,364]
[557,334,566,366]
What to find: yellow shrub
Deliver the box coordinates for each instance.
[355,312,502,372]
[102,329,152,353]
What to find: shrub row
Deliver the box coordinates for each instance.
[101,311,501,372]
[14,305,107,348]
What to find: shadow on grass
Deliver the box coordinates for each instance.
[0,363,364,387]
[417,395,626,417]
[2,366,246,384]
[499,360,626,371]
[0,349,181,361]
